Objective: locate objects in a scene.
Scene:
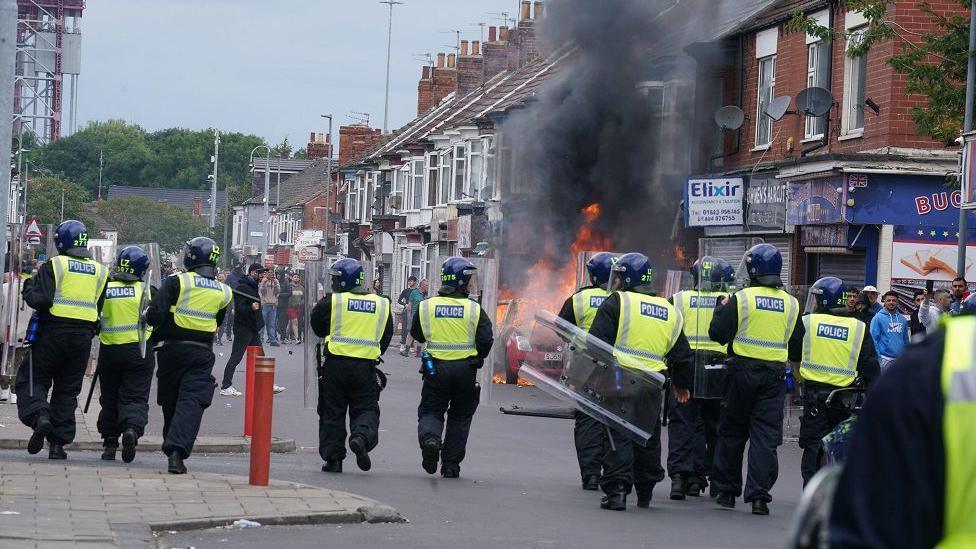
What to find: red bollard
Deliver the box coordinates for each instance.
[249,356,275,486]
[244,345,260,436]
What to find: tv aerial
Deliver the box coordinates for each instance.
[764,96,792,121]
[714,105,745,130]
[795,86,834,117]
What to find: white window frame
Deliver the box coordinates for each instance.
[346,177,359,223]
[438,149,452,205]
[425,152,439,208]
[402,247,423,288]
[755,55,776,148]
[484,136,497,200]
[452,144,466,201]
[410,157,424,211]
[804,42,828,140]
[841,26,867,137]
[467,139,484,200]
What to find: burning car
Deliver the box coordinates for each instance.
[494,299,565,384]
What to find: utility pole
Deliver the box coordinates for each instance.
[98,150,103,201]
[249,145,273,263]
[0,0,16,256]
[380,0,404,134]
[321,114,333,249]
[957,3,976,278]
[210,130,220,231]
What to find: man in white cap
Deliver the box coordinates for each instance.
[862,286,882,315]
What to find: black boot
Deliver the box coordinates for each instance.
[685,477,705,497]
[635,484,654,508]
[167,452,187,474]
[101,438,118,461]
[321,460,342,473]
[441,462,460,478]
[121,428,138,464]
[421,438,441,475]
[48,442,67,460]
[717,492,736,509]
[751,500,770,516]
[670,475,686,500]
[600,490,627,511]
[582,475,600,491]
[348,436,372,472]
[27,416,52,455]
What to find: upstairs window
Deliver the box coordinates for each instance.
[755,55,776,147]
[842,27,867,136]
[426,153,438,207]
[805,41,830,139]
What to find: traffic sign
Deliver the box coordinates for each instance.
[298,246,321,262]
[24,216,43,245]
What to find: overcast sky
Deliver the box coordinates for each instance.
[79,0,520,147]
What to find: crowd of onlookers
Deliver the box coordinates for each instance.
[215,264,306,347]
[396,276,429,357]
[844,277,971,369]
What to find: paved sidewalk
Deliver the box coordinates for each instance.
[0,458,402,549]
[0,377,296,453]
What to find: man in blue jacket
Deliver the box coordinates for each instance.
[869,290,910,370]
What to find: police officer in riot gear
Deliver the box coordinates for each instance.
[147,237,232,474]
[558,251,614,491]
[588,252,694,511]
[667,256,734,499]
[797,276,878,485]
[708,243,804,515]
[828,298,976,547]
[411,257,493,478]
[310,258,393,473]
[17,220,108,459]
[97,246,156,463]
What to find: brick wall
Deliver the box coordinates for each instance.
[338,125,383,166]
[457,40,485,96]
[306,132,332,161]
[720,1,966,172]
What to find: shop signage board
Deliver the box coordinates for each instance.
[786,176,846,226]
[800,224,847,247]
[684,177,744,227]
[745,177,787,232]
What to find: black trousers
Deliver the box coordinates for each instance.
[276,305,289,339]
[417,361,480,465]
[600,390,665,495]
[711,362,785,503]
[156,343,216,459]
[798,387,850,486]
[318,359,380,462]
[221,326,262,390]
[574,412,606,481]
[96,343,155,441]
[667,393,722,481]
[15,328,94,444]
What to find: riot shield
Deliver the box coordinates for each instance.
[1,226,25,377]
[529,310,665,446]
[691,260,730,400]
[137,265,153,359]
[303,257,328,409]
[786,465,842,549]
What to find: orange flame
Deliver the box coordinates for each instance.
[673,244,693,268]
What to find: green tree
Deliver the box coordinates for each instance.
[788,1,970,144]
[25,176,94,229]
[292,147,308,160]
[270,136,293,159]
[98,196,209,254]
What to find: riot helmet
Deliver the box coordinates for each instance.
[609,252,653,292]
[183,237,220,278]
[439,256,477,295]
[54,220,91,258]
[805,276,847,315]
[585,252,616,289]
[114,246,150,282]
[691,256,734,292]
[329,258,365,293]
[743,243,783,287]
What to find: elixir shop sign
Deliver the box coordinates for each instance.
[685,177,744,227]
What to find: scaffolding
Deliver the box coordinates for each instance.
[14,0,84,146]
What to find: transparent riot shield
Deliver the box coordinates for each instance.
[529,310,665,446]
[466,256,498,402]
[786,466,842,549]
[1,226,25,377]
[303,257,328,409]
[690,259,730,400]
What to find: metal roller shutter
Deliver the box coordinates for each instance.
[815,251,866,289]
[699,235,792,285]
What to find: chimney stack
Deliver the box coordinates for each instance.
[436,53,446,68]
[471,40,480,55]
[488,26,497,42]
[460,40,469,56]
[499,26,509,41]
[534,1,544,18]
[520,0,531,21]
[447,53,456,68]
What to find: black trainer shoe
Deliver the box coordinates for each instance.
[582,475,600,491]
[101,443,117,461]
[28,416,52,455]
[717,493,736,509]
[636,484,654,508]
[670,475,686,500]
[348,436,372,472]
[321,460,343,473]
[167,452,187,474]
[752,500,770,515]
[686,477,705,497]
[421,438,441,475]
[441,462,460,478]
[600,491,627,511]
[48,442,67,460]
[121,428,138,464]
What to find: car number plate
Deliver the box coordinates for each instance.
[544,352,563,361]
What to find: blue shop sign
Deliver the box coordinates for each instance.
[846,173,976,227]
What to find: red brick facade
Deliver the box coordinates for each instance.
[338,124,383,166]
[722,1,966,171]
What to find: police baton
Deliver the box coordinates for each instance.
[83,368,98,414]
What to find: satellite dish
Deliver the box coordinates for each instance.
[715,105,745,130]
[795,87,834,117]
[764,96,792,121]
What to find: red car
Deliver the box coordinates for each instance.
[495,300,565,384]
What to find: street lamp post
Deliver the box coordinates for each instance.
[210,130,220,231]
[380,1,404,134]
[957,3,976,278]
[249,145,272,263]
[321,114,334,248]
